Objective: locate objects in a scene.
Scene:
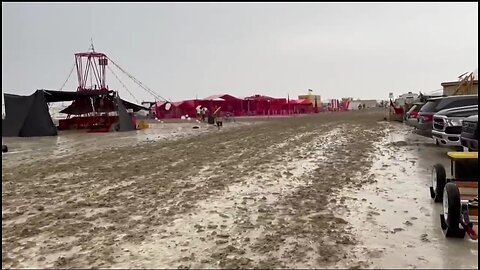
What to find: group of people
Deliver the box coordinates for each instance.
[195,105,234,127]
[196,106,209,122]
[196,105,230,128]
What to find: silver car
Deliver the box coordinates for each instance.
[432,105,478,148]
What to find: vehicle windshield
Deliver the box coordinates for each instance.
[449,109,478,118]
[419,100,441,112]
[439,97,478,111]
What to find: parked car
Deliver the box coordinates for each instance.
[416,95,478,137]
[460,114,478,151]
[405,102,424,128]
[432,105,478,148]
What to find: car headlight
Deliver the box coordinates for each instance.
[446,119,463,126]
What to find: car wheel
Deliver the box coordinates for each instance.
[442,183,464,237]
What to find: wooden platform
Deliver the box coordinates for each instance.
[447,151,478,160]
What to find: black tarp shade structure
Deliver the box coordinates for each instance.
[2,90,58,137]
[2,89,148,137]
[115,95,136,131]
[40,89,150,113]
[42,89,111,102]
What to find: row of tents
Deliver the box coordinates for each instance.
[151,94,382,119]
[153,94,343,119]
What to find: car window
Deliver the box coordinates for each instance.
[419,100,440,112]
[439,97,478,110]
[449,109,478,117]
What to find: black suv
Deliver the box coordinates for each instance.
[416,95,478,137]
[460,114,478,151]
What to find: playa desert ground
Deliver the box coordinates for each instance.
[2,109,478,269]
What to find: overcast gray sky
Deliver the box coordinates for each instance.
[2,2,478,103]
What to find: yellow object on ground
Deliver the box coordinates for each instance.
[447,151,478,160]
[137,120,149,130]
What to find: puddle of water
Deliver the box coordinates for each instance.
[2,122,254,167]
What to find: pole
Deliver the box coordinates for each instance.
[287,93,290,115]
[389,98,392,121]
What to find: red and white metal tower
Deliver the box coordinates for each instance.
[74,43,109,92]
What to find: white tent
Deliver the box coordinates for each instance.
[347,100,378,110]
[348,100,362,110]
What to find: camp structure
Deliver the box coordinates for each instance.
[153,94,244,119]
[242,95,286,116]
[152,93,322,119]
[201,94,243,116]
[2,45,156,137]
[287,99,313,114]
[153,100,198,119]
[347,99,378,110]
[55,89,148,132]
[2,89,148,137]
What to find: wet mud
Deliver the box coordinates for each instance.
[2,109,477,268]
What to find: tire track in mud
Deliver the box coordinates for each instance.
[108,126,338,268]
[2,110,387,268]
[246,123,383,269]
[108,127,343,268]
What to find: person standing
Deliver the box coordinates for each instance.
[201,107,208,122]
[196,105,202,120]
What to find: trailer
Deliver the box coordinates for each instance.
[429,152,478,239]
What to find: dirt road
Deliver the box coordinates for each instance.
[2,109,477,269]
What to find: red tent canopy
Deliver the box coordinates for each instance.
[199,94,243,116]
[153,94,320,119]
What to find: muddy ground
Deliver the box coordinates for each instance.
[2,109,478,269]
